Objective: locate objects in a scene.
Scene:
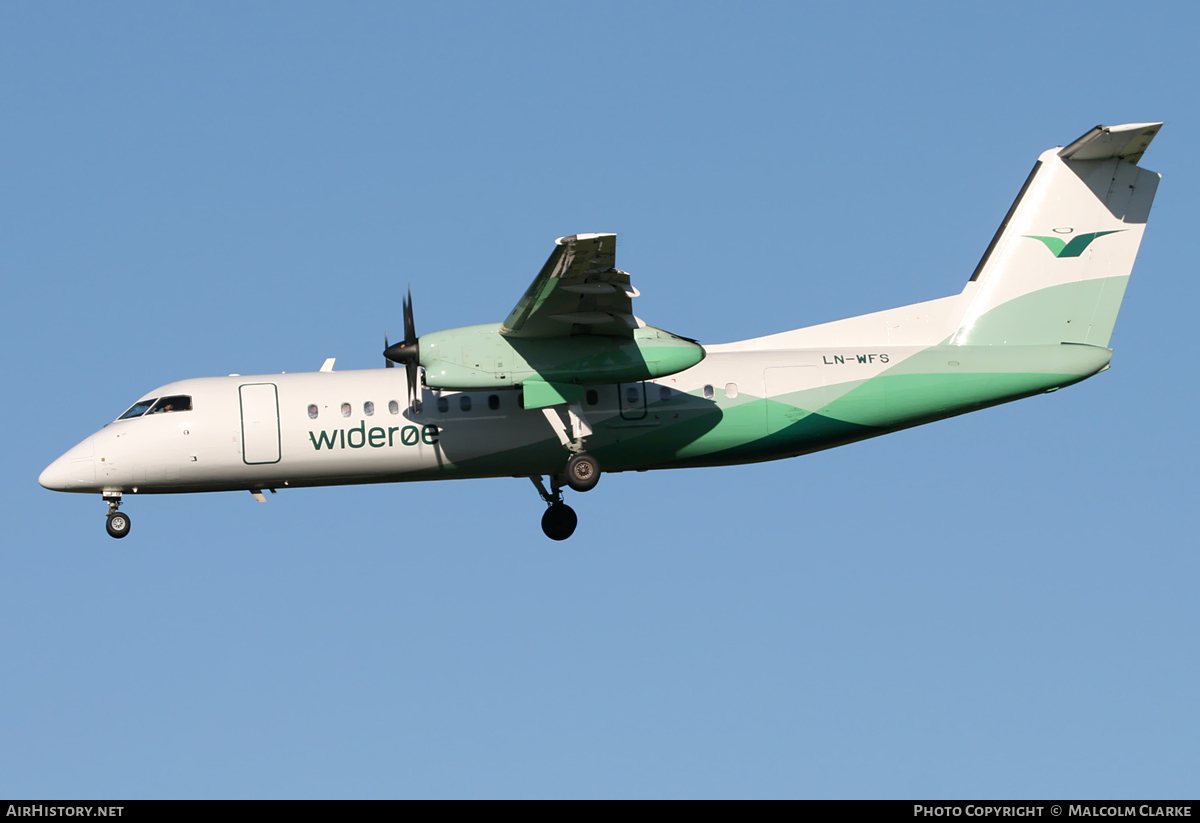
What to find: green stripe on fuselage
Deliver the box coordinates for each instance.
[404,343,1111,477]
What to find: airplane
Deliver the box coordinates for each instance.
[39,122,1162,541]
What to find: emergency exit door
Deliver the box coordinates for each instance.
[239,383,281,464]
[619,382,647,420]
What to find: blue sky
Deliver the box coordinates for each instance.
[3,1,1197,798]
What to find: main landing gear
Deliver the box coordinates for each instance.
[103,493,131,539]
[530,452,601,541]
[531,402,603,540]
[565,452,600,492]
[531,475,579,541]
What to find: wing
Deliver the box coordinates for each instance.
[501,233,642,338]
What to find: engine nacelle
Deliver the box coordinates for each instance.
[419,322,705,392]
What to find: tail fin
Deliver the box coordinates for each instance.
[950,123,1162,347]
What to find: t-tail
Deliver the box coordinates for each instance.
[949,122,1162,348]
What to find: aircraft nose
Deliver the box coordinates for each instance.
[39,457,71,490]
[39,437,96,492]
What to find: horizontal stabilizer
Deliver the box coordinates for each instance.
[1059,122,1162,163]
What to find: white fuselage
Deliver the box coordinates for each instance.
[41,348,796,495]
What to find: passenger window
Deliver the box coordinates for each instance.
[341,402,351,417]
[703,385,715,400]
[364,401,375,416]
[625,386,639,404]
[460,395,472,412]
[118,398,157,420]
[586,389,599,406]
[436,396,450,414]
[488,394,500,411]
[147,395,193,415]
[388,400,399,415]
[659,385,671,402]
[725,383,738,399]
[307,404,319,419]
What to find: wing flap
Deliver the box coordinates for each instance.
[501,233,638,338]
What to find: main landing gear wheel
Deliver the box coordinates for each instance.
[530,475,580,541]
[565,452,600,492]
[106,512,131,539]
[541,503,578,541]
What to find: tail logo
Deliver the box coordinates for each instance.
[1022,230,1124,258]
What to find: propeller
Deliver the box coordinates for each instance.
[383,287,421,410]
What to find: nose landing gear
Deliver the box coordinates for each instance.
[103,493,131,539]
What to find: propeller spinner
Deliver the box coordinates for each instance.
[383,288,421,409]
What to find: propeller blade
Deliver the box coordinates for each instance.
[384,334,394,368]
[406,361,420,411]
[403,286,416,346]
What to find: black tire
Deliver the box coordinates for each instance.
[106,512,131,539]
[541,503,578,541]
[564,452,601,493]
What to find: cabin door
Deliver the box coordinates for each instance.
[239,383,281,465]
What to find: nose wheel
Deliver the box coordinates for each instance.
[103,493,131,539]
[106,512,131,539]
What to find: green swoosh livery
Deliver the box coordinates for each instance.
[1022,230,1123,258]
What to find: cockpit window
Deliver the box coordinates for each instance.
[118,399,157,420]
[146,395,193,415]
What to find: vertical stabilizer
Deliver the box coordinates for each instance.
[950,123,1162,347]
